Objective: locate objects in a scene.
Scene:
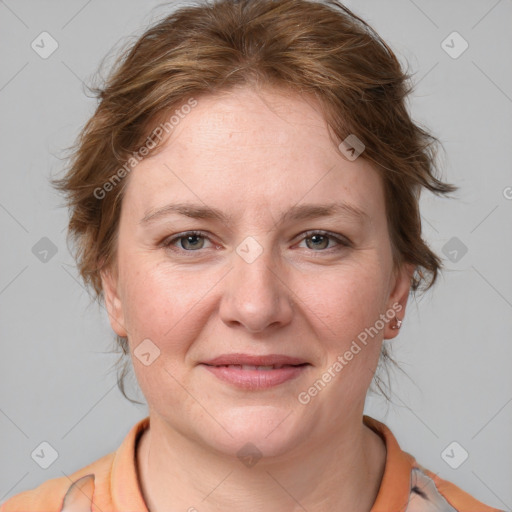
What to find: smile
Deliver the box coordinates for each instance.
[201,363,310,390]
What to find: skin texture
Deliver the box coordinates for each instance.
[101,85,415,512]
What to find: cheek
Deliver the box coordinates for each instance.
[303,265,388,387]
[118,236,391,356]
[118,259,207,407]
[118,255,218,353]
[298,259,389,341]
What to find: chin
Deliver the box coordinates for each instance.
[201,404,309,460]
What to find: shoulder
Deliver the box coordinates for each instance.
[1,417,149,512]
[0,452,114,512]
[363,415,504,512]
[407,462,505,512]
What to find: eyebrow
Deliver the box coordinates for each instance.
[140,201,370,226]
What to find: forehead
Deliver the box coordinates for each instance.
[123,86,385,222]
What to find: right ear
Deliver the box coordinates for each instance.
[100,266,128,338]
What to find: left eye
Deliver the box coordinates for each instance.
[298,231,348,251]
[162,230,349,253]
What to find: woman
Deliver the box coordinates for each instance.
[1,0,503,511]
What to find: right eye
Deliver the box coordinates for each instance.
[162,231,214,252]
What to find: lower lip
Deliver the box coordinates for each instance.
[201,364,309,390]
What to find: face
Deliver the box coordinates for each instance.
[101,86,413,457]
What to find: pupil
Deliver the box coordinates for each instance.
[308,234,328,250]
[183,235,202,249]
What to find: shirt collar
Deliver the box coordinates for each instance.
[109,415,413,511]
[364,415,415,511]
[110,416,149,511]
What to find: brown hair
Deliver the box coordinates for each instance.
[52,0,457,403]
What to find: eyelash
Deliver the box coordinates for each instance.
[161,230,351,255]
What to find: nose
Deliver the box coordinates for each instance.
[218,241,294,334]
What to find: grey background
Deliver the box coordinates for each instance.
[1,0,511,508]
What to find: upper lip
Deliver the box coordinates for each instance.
[201,353,309,366]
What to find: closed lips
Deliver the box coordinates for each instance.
[201,355,311,389]
[200,354,310,367]
[208,364,309,370]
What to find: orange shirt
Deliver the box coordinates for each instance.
[1,415,503,512]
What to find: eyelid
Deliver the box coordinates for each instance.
[296,229,352,248]
[161,230,214,250]
[161,229,351,253]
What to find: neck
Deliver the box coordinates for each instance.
[136,413,386,512]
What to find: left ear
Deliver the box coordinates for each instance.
[384,262,416,340]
